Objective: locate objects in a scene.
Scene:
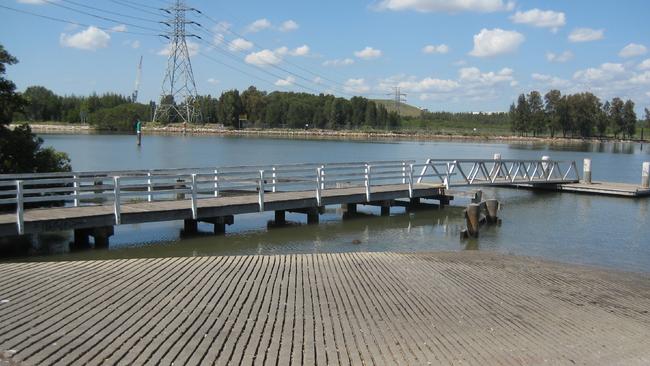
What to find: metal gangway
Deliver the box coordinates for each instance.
[0,158,580,236]
[417,158,580,188]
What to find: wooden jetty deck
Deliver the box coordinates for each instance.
[527,181,650,197]
[1,252,649,365]
[0,184,446,238]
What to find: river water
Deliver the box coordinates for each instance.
[4,134,649,272]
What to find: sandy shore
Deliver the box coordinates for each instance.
[12,122,647,144]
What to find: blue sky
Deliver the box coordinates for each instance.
[1,0,649,113]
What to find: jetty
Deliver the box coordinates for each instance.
[1,252,649,365]
[1,158,648,246]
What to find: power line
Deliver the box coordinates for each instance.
[387,87,408,116]
[59,0,163,24]
[107,0,166,17]
[0,4,159,36]
[195,10,353,93]
[41,0,162,33]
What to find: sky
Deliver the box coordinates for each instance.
[1,0,649,113]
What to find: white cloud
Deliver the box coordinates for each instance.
[375,0,514,13]
[245,49,282,66]
[60,26,110,51]
[459,67,515,86]
[619,43,647,58]
[639,59,650,70]
[546,50,573,63]
[510,9,566,32]
[344,78,371,94]
[531,73,570,88]
[630,71,650,85]
[122,40,140,49]
[110,24,127,33]
[323,58,355,67]
[469,28,524,57]
[158,40,199,57]
[354,46,382,60]
[275,76,296,87]
[246,18,272,33]
[229,38,254,51]
[568,28,604,43]
[290,45,310,56]
[422,44,449,54]
[280,20,299,32]
[573,63,625,83]
[212,22,231,33]
[207,78,220,85]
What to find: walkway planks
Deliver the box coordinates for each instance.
[0,184,446,236]
[1,252,649,365]
[513,181,650,197]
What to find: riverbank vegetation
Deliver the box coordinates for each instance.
[0,44,70,174]
[11,83,649,140]
[510,90,647,139]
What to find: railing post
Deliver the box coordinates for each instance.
[272,166,277,193]
[365,165,372,202]
[191,173,198,219]
[16,180,24,235]
[147,171,153,202]
[320,165,325,190]
[73,174,79,207]
[113,176,121,225]
[642,162,650,189]
[316,167,322,206]
[408,164,414,198]
[401,161,407,184]
[542,156,551,180]
[214,169,219,197]
[258,170,265,212]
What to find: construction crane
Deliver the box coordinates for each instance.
[131,55,143,103]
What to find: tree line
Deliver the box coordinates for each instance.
[510,90,647,139]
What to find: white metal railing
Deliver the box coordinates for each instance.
[0,158,580,235]
[416,158,580,189]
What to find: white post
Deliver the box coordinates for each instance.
[490,154,502,181]
[320,165,325,190]
[147,172,153,202]
[73,174,79,207]
[258,170,265,212]
[408,164,414,198]
[642,162,649,189]
[213,169,219,197]
[541,156,551,180]
[316,167,322,206]
[16,180,24,235]
[583,159,592,184]
[365,165,372,202]
[272,166,277,193]
[113,176,121,225]
[401,161,407,184]
[191,173,198,219]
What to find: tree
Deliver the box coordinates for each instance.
[645,108,650,129]
[527,91,545,136]
[364,101,377,127]
[217,90,243,128]
[0,44,70,174]
[241,86,266,125]
[511,94,530,135]
[609,98,625,138]
[622,100,636,138]
[544,90,562,137]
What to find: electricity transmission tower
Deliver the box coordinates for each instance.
[388,87,407,116]
[154,0,201,124]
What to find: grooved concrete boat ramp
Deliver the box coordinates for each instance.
[1,252,649,365]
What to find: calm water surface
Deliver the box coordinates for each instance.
[4,134,649,272]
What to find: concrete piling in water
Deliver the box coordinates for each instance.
[643,162,650,189]
[584,159,592,184]
[274,210,286,225]
[464,204,481,238]
[485,199,499,223]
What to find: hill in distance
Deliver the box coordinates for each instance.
[371,99,422,118]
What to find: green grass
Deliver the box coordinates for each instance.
[371,99,422,118]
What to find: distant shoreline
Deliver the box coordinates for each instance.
[12,122,648,145]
